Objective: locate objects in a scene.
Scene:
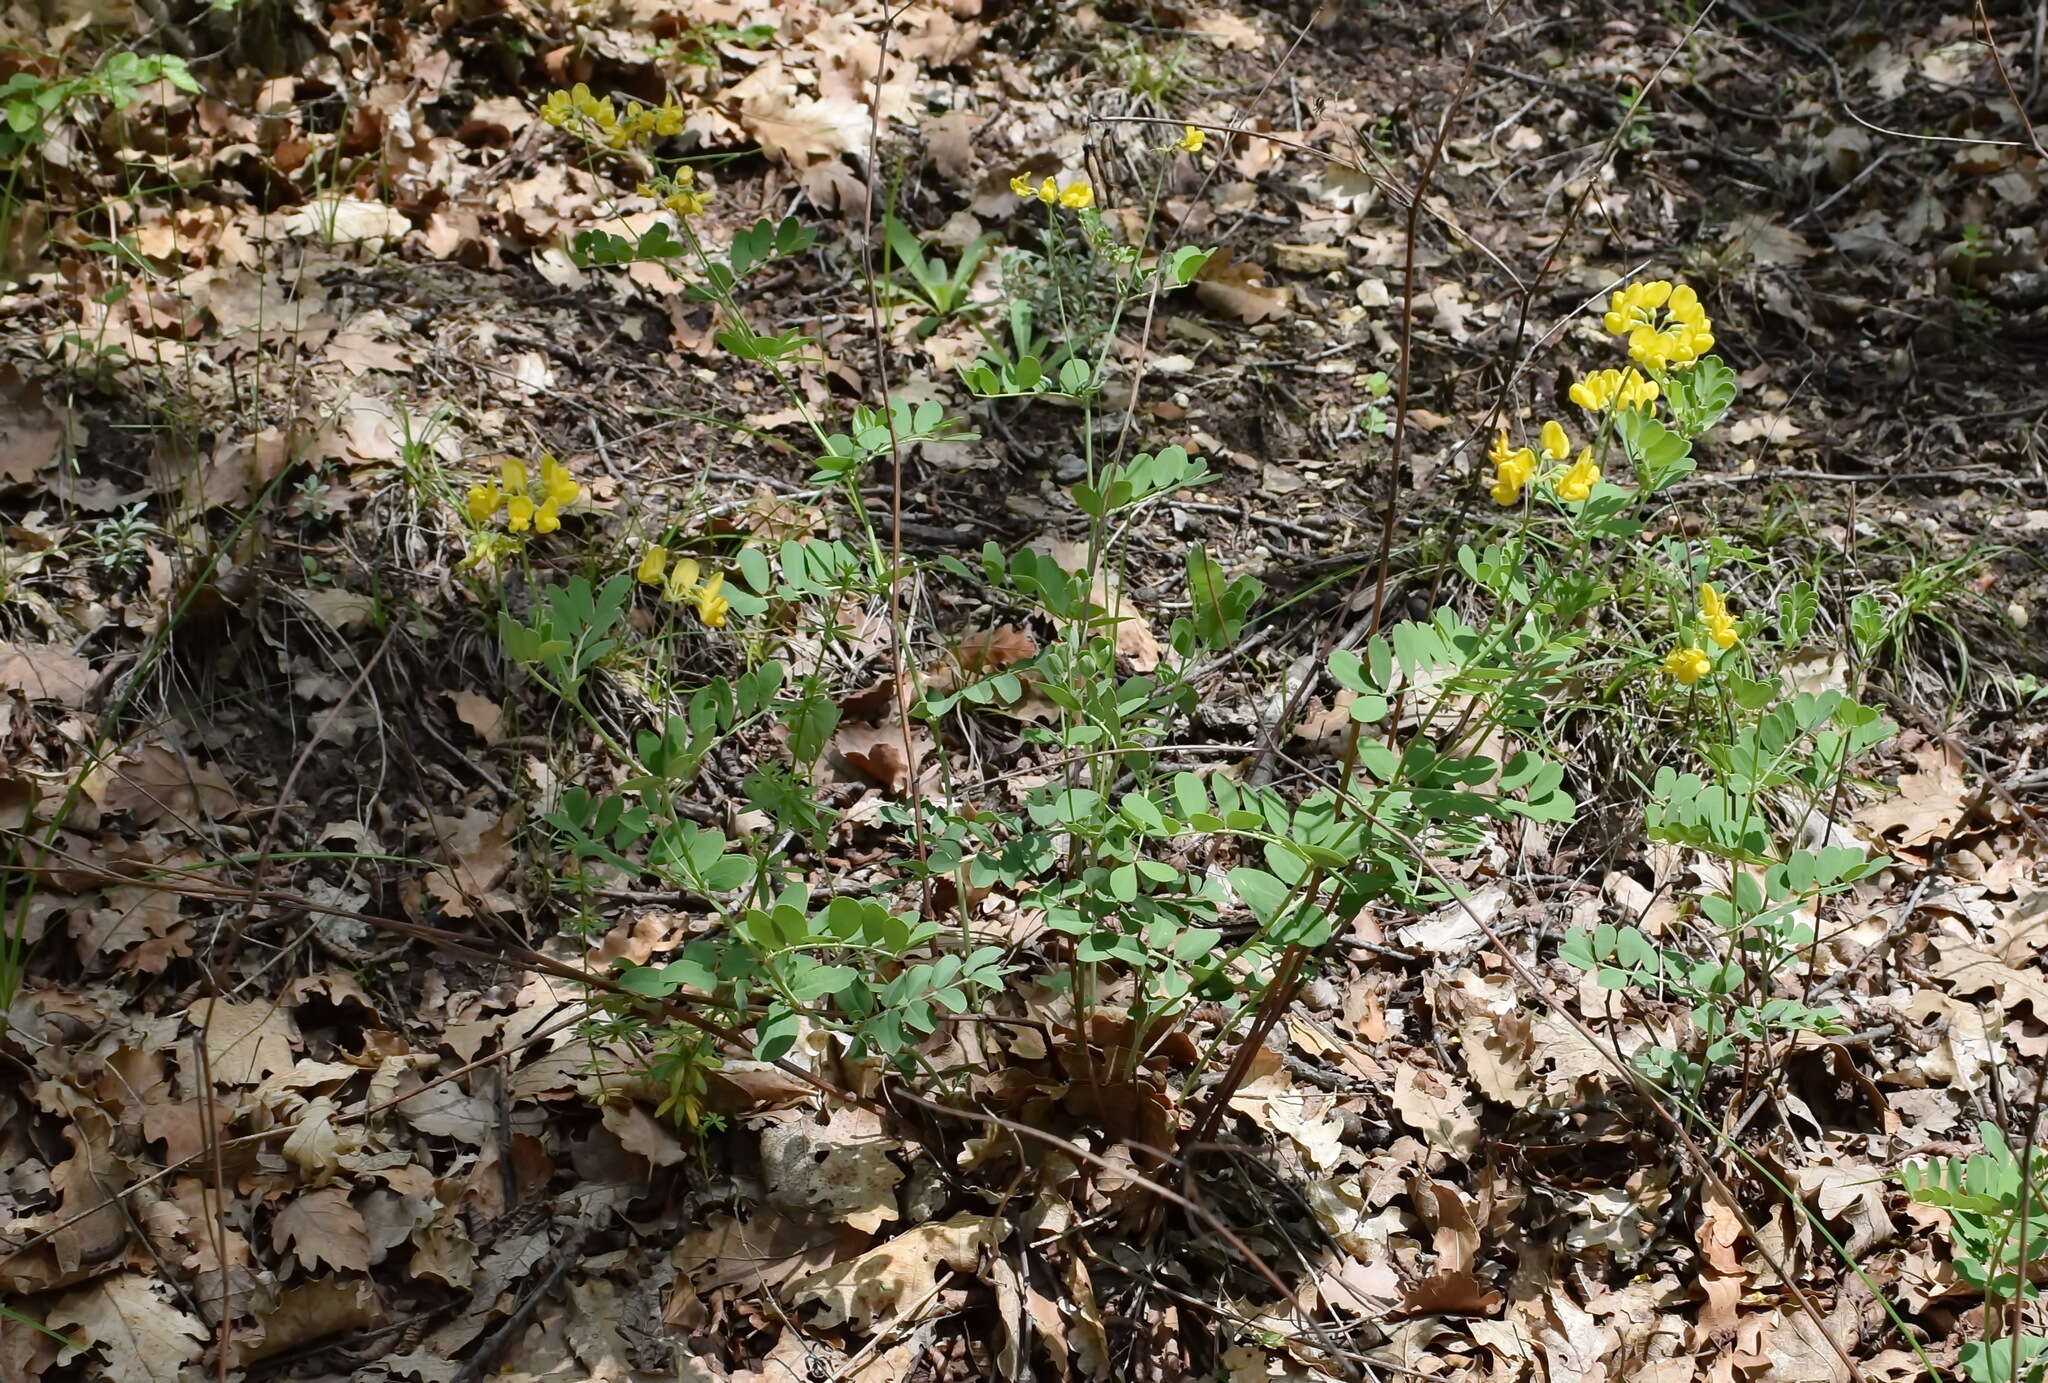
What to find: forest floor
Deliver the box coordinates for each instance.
[2,0,2047,1380]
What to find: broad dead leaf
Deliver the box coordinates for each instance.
[446,689,505,743]
[190,996,300,1087]
[829,718,935,796]
[1725,213,1816,267]
[46,1273,205,1383]
[421,806,517,916]
[796,1214,1003,1329]
[1194,249,1290,324]
[231,1278,380,1366]
[0,368,66,483]
[1389,1065,1480,1159]
[271,1185,371,1274]
[281,196,412,247]
[0,642,97,705]
[1857,741,1970,848]
[601,1098,688,1168]
[761,1106,903,1234]
[1189,12,1263,48]
[97,744,238,825]
[734,59,868,166]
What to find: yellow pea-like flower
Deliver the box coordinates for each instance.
[534,499,561,534]
[500,457,528,496]
[1060,180,1094,209]
[1701,583,1740,649]
[466,483,501,524]
[1552,450,1600,503]
[662,556,702,605]
[693,571,730,628]
[539,455,580,507]
[1010,174,1033,197]
[665,187,711,216]
[1486,428,1537,504]
[1569,368,1659,413]
[1177,125,1205,153]
[637,545,668,585]
[1038,177,1059,204]
[1663,646,1711,686]
[504,495,534,532]
[1539,419,1570,461]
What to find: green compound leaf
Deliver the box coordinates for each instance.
[1612,409,1695,492]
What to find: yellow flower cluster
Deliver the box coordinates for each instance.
[1010,173,1094,209]
[1602,280,1713,372]
[636,546,730,628]
[540,84,685,150]
[469,455,580,534]
[1176,125,1205,153]
[1568,367,1659,413]
[1700,583,1739,649]
[636,165,711,218]
[1488,423,1602,506]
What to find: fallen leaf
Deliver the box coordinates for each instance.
[1724,213,1816,267]
[1194,250,1290,324]
[1535,1291,1622,1383]
[796,1214,1003,1329]
[46,1273,205,1383]
[1189,12,1263,49]
[231,1278,380,1366]
[761,1106,903,1234]
[99,744,238,825]
[0,642,97,706]
[1042,540,1160,671]
[734,59,868,166]
[271,1185,371,1274]
[298,588,376,633]
[446,689,505,743]
[281,196,411,247]
[1857,742,1970,848]
[190,996,300,1087]
[1389,1065,1480,1159]
[602,1098,688,1168]
[1272,243,1350,273]
[0,368,65,484]
[830,719,935,796]
[421,806,517,917]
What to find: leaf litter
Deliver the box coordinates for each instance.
[0,0,2044,1380]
